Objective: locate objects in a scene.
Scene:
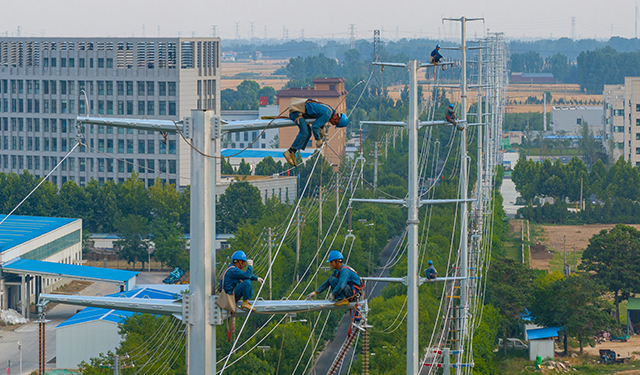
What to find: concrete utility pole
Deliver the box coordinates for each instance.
[296,210,301,281]
[373,141,379,192]
[543,92,547,132]
[268,227,273,299]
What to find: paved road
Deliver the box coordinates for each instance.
[0,271,167,374]
[310,235,402,375]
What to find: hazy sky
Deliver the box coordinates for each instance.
[2,0,637,41]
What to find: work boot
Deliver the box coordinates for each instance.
[241,300,256,312]
[334,298,350,307]
[457,124,464,131]
[283,150,297,167]
[319,125,327,140]
[442,65,446,71]
[316,139,323,148]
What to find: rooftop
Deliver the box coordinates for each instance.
[0,215,78,253]
[57,286,185,328]
[2,258,138,284]
[526,327,562,340]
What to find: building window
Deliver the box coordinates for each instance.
[127,159,134,173]
[168,101,176,116]
[138,159,146,173]
[169,140,176,154]
[127,140,134,153]
[614,126,624,133]
[614,109,624,116]
[138,101,145,115]
[147,140,155,154]
[159,160,167,173]
[138,140,145,154]
[168,159,176,174]
[98,58,105,68]
[137,81,145,96]
[126,81,134,95]
[159,82,167,96]
[147,101,154,115]
[147,82,154,96]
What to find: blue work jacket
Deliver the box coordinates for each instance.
[303,102,335,129]
[431,49,443,61]
[316,264,361,298]
[220,264,258,294]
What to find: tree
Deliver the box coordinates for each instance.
[115,215,150,269]
[217,181,265,233]
[221,158,235,174]
[237,158,252,175]
[151,218,188,270]
[486,258,536,355]
[255,156,284,176]
[580,224,640,322]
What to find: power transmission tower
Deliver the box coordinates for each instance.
[301,29,305,39]
[235,22,241,40]
[373,30,381,61]
[571,17,576,40]
[395,26,399,40]
[349,24,356,49]
[249,22,255,39]
[264,26,267,39]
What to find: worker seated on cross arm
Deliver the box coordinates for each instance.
[220,251,264,312]
[425,260,438,280]
[429,44,444,64]
[283,100,348,167]
[305,250,362,306]
[446,104,464,131]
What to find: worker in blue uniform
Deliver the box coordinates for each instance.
[283,100,348,167]
[219,250,264,312]
[305,250,362,306]
[425,260,438,280]
[430,44,445,64]
[446,104,463,131]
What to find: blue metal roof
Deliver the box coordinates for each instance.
[0,215,77,253]
[221,149,313,159]
[1,258,138,283]
[526,327,562,340]
[57,286,184,328]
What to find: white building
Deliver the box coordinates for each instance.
[551,106,602,135]
[0,214,137,319]
[55,285,183,369]
[602,78,640,165]
[221,105,280,149]
[0,37,221,189]
[527,327,561,361]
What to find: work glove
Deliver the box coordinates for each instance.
[316,140,323,148]
[305,291,317,300]
[327,294,335,302]
[247,259,254,266]
[257,277,264,284]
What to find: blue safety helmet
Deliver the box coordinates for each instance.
[436,44,441,49]
[337,113,349,128]
[428,260,433,265]
[232,251,247,261]
[328,250,344,262]
[449,104,454,109]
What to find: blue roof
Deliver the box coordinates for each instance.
[0,215,77,252]
[221,149,313,159]
[2,258,138,283]
[527,327,562,340]
[57,286,184,328]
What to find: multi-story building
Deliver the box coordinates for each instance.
[603,82,633,164]
[0,37,221,188]
[551,106,602,135]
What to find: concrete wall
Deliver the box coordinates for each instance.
[529,339,555,361]
[56,320,121,369]
[551,106,602,135]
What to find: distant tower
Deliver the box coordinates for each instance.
[571,17,576,40]
[249,21,255,39]
[349,24,356,49]
[373,30,381,61]
[396,26,399,40]
[264,26,267,39]
[211,25,217,38]
[301,29,305,39]
[235,22,241,40]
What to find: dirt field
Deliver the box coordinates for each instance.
[506,83,602,113]
[221,60,289,90]
[582,334,640,358]
[530,224,640,270]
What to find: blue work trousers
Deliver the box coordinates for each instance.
[233,279,253,301]
[289,112,320,150]
[329,277,355,301]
